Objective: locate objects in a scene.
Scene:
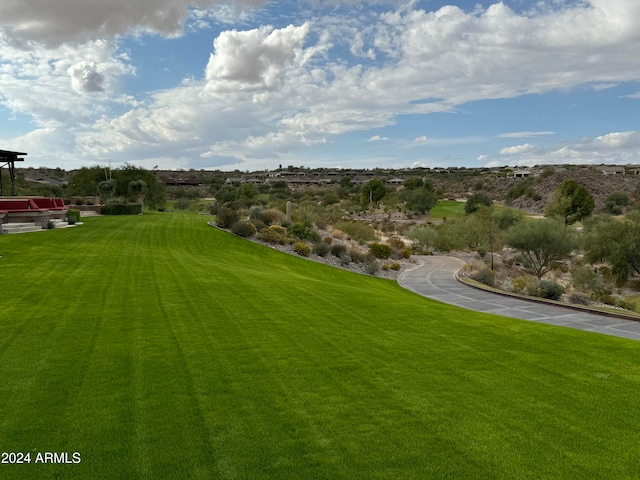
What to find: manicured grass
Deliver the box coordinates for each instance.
[1,212,639,479]
[430,200,466,220]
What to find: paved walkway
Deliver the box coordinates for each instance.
[398,256,640,341]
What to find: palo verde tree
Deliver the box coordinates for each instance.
[545,180,594,225]
[360,178,387,209]
[583,212,640,282]
[464,193,492,214]
[505,217,578,279]
[400,179,438,214]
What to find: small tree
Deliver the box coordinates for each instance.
[405,226,437,253]
[400,186,438,214]
[464,193,492,214]
[97,179,117,202]
[403,177,424,190]
[583,213,640,282]
[128,179,147,203]
[505,218,578,279]
[360,179,387,209]
[545,180,594,225]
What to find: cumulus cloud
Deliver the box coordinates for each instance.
[68,61,106,93]
[486,131,640,167]
[205,23,312,91]
[0,0,268,45]
[3,1,640,170]
[367,135,388,142]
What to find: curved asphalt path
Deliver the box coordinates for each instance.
[398,256,640,341]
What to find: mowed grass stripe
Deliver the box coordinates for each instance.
[0,212,639,479]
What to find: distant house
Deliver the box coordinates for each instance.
[225,177,245,185]
[599,165,625,176]
[386,178,405,186]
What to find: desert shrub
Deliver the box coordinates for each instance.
[382,262,401,271]
[260,208,285,226]
[471,269,495,287]
[616,300,636,311]
[512,277,528,292]
[405,226,437,253]
[335,221,377,244]
[369,243,393,259]
[214,206,240,228]
[324,237,333,244]
[257,226,291,245]
[231,221,257,238]
[340,254,352,266]
[596,294,617,306]
[401,248,411,259]
[293,242,311,257]
[66,209,80,224]
[537,281,565,300]
[174,198,193,210]
[387,237,406,250]
[251,219,267,232]
[365,259,380,275]
[571,267,606,295]
[312,242,331,257]
[288,222,321,242]
[569,293,591,306]
[348,249,368,263]
[330,244,348,257]
[101,203,143,215]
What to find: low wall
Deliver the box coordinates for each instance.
[4,211,51,228]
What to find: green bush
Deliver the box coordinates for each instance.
[569,293,591,306]
[312,242,331,257]
[231,221,257,238]
[215,206,240,228]
[101,203,143,215]
[471,269,495,287]
[537,281,565,300]
[401,248,411,259]
[365,259,380,275]
[335,221,377,244]
[330,244,347,257]
[257,225,291,245]
[369,243,393,259]
[288,222,321,242]
[174,198,194,210]
[293,242,311,257]
[382,263,401,271]
[339,254,352,266]
[66,209,81,225]
[349,249,368,263]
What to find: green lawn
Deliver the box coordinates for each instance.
[1,212,639,479]
[430,200,466,220]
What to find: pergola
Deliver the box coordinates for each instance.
[0,149,27,196]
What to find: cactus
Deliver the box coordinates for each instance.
[286,201,292,223]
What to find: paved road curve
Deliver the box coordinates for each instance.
[398,256,640,341]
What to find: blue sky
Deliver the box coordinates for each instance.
[1,0,639,171]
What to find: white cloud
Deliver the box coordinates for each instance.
[413,136,428,143]
[499,144,538,155]
[498,131,555,138]
[0,0,268,46]
[68,61,106,93]
[485,131,640,167]
[624,91,640,99]
[205,23,312,92]
[3,1,640,170]
[367,135,388,142]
